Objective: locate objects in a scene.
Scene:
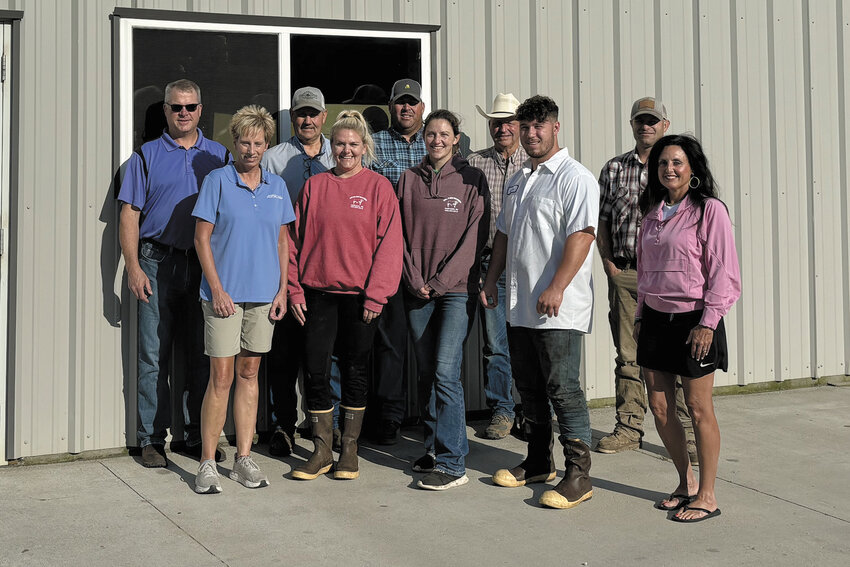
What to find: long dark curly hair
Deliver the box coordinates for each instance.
[639,134,720,217]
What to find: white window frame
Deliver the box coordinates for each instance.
[117,16,432,164]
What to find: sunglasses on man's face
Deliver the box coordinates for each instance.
[167,103,200,113]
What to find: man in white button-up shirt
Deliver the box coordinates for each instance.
[480,95,598,511]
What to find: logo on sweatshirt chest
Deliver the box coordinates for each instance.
[443,197,462,213]
[350,195,368,210]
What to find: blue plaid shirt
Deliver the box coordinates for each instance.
[370,127,427,187]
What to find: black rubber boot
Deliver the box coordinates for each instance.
[492,419,556,487]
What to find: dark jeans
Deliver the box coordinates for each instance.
[303,288,378,411]
[372,284,408,423]
[266,313,341,433]
[507,325,591,447]
[137,241,208,447]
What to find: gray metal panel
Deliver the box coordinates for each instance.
[3,0,850,458]
[771,0,813,381]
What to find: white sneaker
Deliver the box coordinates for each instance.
[194,460,222,494]
[230,455,269,489]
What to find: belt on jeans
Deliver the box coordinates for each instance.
[141,238,193,256]
[612,257,637,270]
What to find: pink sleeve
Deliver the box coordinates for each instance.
[287,183,308,305]
[636,225,645,319]
[698,200,741,329]
[363,179,403,313]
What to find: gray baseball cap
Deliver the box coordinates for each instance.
[291,87,326,112]
[630,97,667,120]
[389,79,422,103]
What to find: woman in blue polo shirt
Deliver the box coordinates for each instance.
[191,105,295,494]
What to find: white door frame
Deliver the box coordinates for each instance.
[0,21,12,466]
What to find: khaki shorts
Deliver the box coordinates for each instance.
[202,301,275,357]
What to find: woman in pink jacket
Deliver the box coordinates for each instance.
[287,110,403,482]
[635,135,741,523]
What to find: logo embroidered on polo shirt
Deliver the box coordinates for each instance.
[443,197,461,213]
[350,195,368,210]
[506,184,519,195]
[267,194,284,200]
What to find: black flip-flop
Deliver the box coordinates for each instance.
[671,505,722,523]
[654,493,692,511]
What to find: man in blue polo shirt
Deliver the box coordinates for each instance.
[118,79,230,468]
[369,78,427,444]
[260,87,339,457]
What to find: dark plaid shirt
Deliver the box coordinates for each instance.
[371,127,427,187]
[598,149,647,260]
[468,145,528,249]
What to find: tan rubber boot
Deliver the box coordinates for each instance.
[334,406,365,480]
[292,409,334,480]
[539,438,593,509]
[492,419,556,487]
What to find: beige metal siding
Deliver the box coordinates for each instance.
[3,0,849,459]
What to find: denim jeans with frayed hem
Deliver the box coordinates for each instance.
[137,242,208,448]
[406,292,475,477]
[480,256,515,419]
[507,325,591,447]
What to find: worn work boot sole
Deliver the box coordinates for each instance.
[595,431,641,454]
[539,488,593,509]
[492,468,556,488]
[333,468,359,480]
[292,464,332,480]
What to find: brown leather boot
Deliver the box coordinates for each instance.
[292,409,334,480]
[539,438,593,509]
[492,419,556,487]
[334,406,365,480]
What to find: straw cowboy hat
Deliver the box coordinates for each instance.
[475,93,521,119]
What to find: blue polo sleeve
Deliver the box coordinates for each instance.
[192,170,222,225]
[116,152,147,209]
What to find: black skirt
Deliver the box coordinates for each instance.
[636,305,728,378]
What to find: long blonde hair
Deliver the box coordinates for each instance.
[330,110,376,165]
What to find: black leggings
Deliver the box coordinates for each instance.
[302,288,378,410]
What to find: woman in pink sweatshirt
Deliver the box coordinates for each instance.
[397,110,490,491]
[287,110,403,481]
[635,135,741,522]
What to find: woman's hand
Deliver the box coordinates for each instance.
[415,285,431,300]
[269,291,287,321]
[633,321,641,343]
[362,307,379,324]
[290,302,307,326]
[686,325,714,361]
[211,288,236,317]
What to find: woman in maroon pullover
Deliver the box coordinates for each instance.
[398,110,490,490]
[288,110,403,481]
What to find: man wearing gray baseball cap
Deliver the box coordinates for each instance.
[596,97,696,463]
[261,86,339,458]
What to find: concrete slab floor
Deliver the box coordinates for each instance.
[0,386,848,566]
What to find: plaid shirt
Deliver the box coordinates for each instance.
[598,149,648,260]
[370,127,427,187]
[467,145,529,249]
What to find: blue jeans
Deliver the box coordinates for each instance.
[479,256,515,418]
[406,292,475,476]
[137,241,208,448]
[507,325,591,447]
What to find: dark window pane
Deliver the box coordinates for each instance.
[290,35,421,135]
[133,29,279,150]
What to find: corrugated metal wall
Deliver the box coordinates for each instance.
[3,0,849,459]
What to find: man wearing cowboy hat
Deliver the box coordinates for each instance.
[468,93,528,440]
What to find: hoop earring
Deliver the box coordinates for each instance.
[689,175,701,189]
